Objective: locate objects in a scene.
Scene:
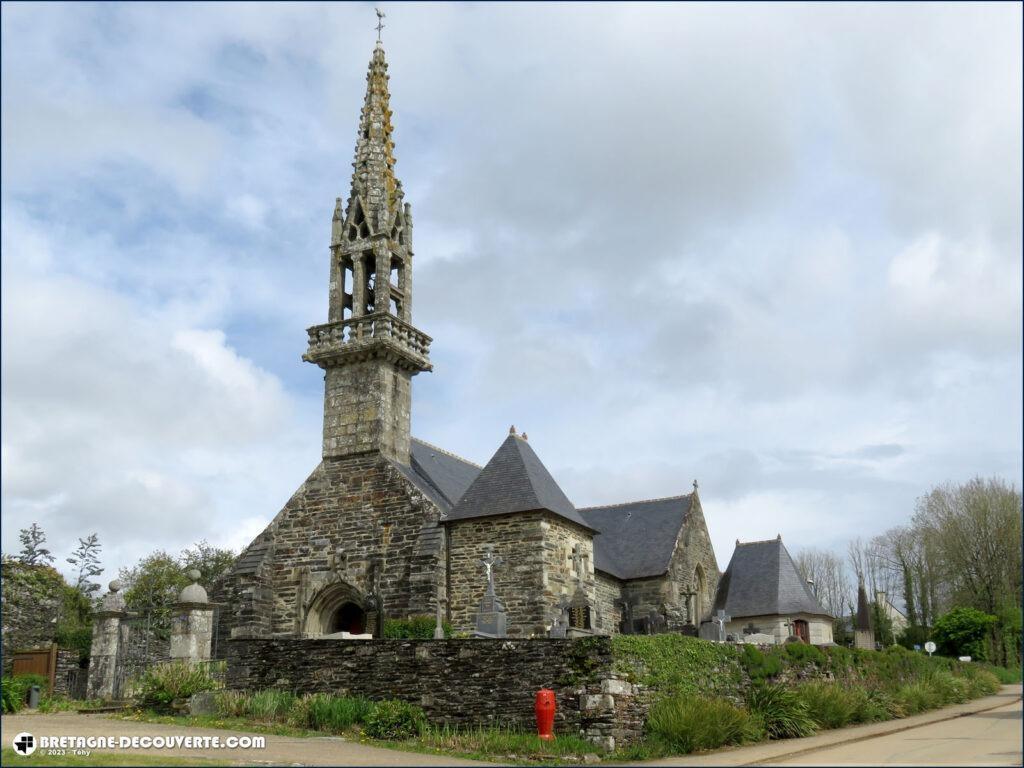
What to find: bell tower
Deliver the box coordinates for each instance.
[303,40,431,464]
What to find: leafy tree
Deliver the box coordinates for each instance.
[931,607,998,661]
[897,624,931,651]
[119,551,190,636]
[17,523,54,566]
[66,533,103,595]
[180,540,236,586]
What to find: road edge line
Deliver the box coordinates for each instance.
[743,694,1022,766]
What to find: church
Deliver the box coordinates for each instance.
[212,39,722,645]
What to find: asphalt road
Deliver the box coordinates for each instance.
[774,696,1022,766]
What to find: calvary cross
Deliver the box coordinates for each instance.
[479,547,504,597]
[712,609,731,642]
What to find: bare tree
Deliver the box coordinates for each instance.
[794,547,852,619]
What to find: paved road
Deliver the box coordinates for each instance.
[774,696,1022,766]
[1,711,491,766]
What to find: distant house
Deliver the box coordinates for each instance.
[875,590,909,635]
[707,536,834,645]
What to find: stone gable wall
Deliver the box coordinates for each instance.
[446,513,545,636]
[211,454,444,647]
[226,636,646,750]
[541,518,597,628]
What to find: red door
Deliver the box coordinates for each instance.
[794,619,810,644]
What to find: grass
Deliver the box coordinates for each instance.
[120,710,319,738]
[1,747,228,766]
[798,682,860,729]
[747,683,817,739]
[379,725,603,765]
[647,695,760,754]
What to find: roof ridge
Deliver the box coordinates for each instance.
[579,493,692,511]
[736,537,783,547]
[411,437,483,469]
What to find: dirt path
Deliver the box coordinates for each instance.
[1,711,493,766]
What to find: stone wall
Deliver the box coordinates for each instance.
[541,518,597,628]
[212,453,444,648]
[1,560,65,654]
[322,360,413,463]
[226,635,646,750]
[446,513,545,636]
[594,573,623,634]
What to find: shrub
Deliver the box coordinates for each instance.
[927,671,968,705]
[382,616,452,639]
[647,696,754,754]
[136,662,221,710]
[364,699,427,740]
[741,645,783,682]
[895,682,939,715]
[931,607,999,661]
[611,635,743,698]
[798,683,859,729]
[857,688,900,722]
[896,625,931,651]
[2,674,51,713]
[980,664,1021,684]
[747,683,816,739]
[783,642,826,666]
[963,670,1000,698]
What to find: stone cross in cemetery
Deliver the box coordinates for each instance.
[713,609,731,642]
[549,594,572,638]
[616,595,635,635]
[474,547,507,637]
[570,544,588,582]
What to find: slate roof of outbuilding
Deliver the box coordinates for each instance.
[578,495,693,580]
[713,537,831,619]
[444,434,596,531]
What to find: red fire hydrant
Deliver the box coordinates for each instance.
[535,688,556,741]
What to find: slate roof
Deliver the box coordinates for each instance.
[444,434,596,531]
[714,537,831,619]
[579,495,693,580]
[392,438,482,512]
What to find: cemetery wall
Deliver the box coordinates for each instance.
[226,635,646,750]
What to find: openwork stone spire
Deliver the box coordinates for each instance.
[344,42,404,244]
[304,40,431,464]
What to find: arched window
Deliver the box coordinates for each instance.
[693,564,708,622]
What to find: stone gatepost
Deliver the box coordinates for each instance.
[170,570,215,663]
[87,580,128,700]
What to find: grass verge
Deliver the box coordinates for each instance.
[1,747,228,766]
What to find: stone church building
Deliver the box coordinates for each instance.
[212,41,720,645]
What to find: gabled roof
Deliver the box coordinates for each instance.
[714,537,831,620]
[444,434,595,531]
[579,495,693,580]
[408,438,481,509]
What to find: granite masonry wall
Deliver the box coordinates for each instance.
[322,360,413,463]
[211,454,444,651]
[226,636,647,750]
[541,518,597,628]
[445,513,546,636]
[594,572,624,634]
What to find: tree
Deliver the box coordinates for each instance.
[931,607,998,661]
[794,547,852,619]
[66,533,103,595]
[913,477,1023,665]
[119,550,190,636]
[180,540,236,586]
[18,523,54,566]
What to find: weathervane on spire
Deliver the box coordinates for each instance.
[375,8,386,42]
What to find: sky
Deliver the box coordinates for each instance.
[2,2,1021,586]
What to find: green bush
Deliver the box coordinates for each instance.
[136,662,221,710]
[894,681,939,715]
[798,683,860,729]
[611,635,743,697]
[647,696,755,754]
[927,671,968,705]
[364,699,427,740]
[896,625,931,651]
[783,642,826,666]
[382,616,452,639]
[1,674,50,713]
[747,683,816,739]
[741,645,783,682]
[931,607,999,661]
[962,669,1000,697]
[980,664,1019,685]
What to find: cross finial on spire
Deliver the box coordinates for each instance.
[375,8,386,42]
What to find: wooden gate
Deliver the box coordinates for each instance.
[10,644,57,692]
